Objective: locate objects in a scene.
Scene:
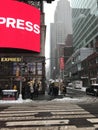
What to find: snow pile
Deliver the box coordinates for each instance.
[0,100,23,104]
[0,97,84,104]
[51,97,82,103]
[0,99,33,104]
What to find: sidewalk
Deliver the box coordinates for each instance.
[0,93,66,104]
[0,87,87,104]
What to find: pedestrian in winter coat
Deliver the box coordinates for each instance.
[29,80,34,100]
[62,81,67,96]
[33,79,39,97]
[25,82,31,99]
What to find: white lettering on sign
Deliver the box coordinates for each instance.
[0,17,40,34]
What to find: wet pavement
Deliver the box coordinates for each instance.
[0,99,98,130]
[0,88,98,130]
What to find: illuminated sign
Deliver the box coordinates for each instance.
[1,57,22,62]
[0,0,40,52]
[60,57,64,70]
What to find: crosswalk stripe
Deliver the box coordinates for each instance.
[0,103,97,130]
[87,118,98,123]
[0,111,38,113]
[1,108,85,112]
[94,124,98,128]
[51,111,90,114]
[0,111,90,116]
[0,114,95,121]
[6,119,69,126]
[0,113,37,117]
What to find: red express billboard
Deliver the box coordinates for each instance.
[0,0,40,52]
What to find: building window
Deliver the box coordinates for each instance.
[13,62,36,76]
[97,0,98,8]
[37,63,42,75]
[0,62,12,76]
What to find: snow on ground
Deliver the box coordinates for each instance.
[51,97,82,102]
[0,97,85,104]
[0,87,87,104]
[0,99,33,104]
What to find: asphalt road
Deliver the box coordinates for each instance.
[0,88,98,130]
[0,92,98,130]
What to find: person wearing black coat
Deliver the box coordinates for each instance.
[33,79,39,97]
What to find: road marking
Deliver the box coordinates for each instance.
[6,119,69,126]
[0,111,38,113]
[0,113,37,117]
[0,103,97,130]
[52,111,90,114]
[87,118,98,123]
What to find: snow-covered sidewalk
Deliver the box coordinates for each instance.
[0,87,87,104]
[0,98,34,104]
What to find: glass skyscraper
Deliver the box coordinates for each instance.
[71,0,98,51]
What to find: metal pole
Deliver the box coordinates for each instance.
[19,79,22,100]
[40,0,43,13]
[58,78,61,95]
[18,57,23,101]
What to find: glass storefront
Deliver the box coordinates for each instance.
[0,55,45,99]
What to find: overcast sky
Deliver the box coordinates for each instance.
[44,0,59,24]
[44,0,71,58]
[44,0,59,60]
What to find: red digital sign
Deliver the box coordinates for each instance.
[0,0,40,52]
[60,57,64,70]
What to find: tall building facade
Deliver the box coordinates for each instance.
[64,0,98,86]
[54,0,72,36]
[71,0,98,51]
[50,0,72,79]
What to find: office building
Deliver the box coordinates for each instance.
[65,0,98,85]
[71,0,98,51]
[50,0,72,79]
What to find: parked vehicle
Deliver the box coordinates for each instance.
[86,84,98,96]
[68,82,73,87]
[72,80,82,89]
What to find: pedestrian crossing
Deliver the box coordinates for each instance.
[0,102,98,130]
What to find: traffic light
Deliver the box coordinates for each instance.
[45,0,55,3]
[18,0,55,3]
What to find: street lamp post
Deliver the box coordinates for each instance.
[18,76,22,100]
[53,66,56,79]
[18,57,24,101]
[58,78,61,95]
